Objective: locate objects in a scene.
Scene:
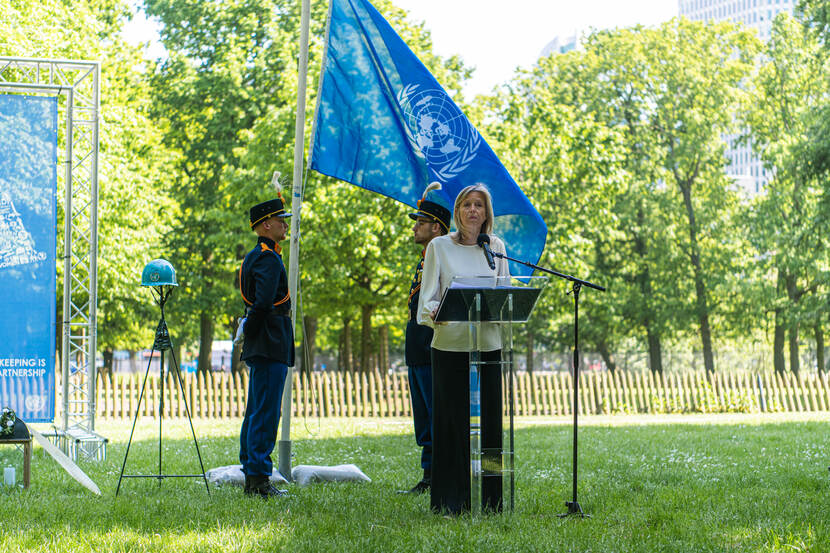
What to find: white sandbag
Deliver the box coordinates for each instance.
[206,464,289,487]
[291,464,371,486]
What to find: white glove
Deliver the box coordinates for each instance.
[233,317,246,345]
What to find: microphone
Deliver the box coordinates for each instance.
[477,233,496,270]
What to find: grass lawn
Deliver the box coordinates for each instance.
[0,413,827,552]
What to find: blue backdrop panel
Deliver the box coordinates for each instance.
[0,94,58,422]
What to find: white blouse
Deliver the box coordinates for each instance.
[417,233,511,352]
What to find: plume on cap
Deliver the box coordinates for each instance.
[409,182,451,232]
[417,182,441,207]
[271,171,281,193]
[272,171,290,199]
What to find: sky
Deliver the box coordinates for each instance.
[390,0,678,96]
[123,0,678,97]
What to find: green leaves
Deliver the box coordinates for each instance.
[1,0,177,355]
[7,0,830,371]
[482,19,768,372]
[742,11,830,373]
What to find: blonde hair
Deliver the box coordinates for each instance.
[453,184,494,241]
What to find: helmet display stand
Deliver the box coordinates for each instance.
[115,259,210,496]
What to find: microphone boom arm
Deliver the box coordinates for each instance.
[491,251,605,292]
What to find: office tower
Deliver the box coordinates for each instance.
[540,34,580,58]
[679,0,796,193]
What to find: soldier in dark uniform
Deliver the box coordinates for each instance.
[237,195,295,498]
[400,183,451,494]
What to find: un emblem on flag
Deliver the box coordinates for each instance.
[398,84,481,182]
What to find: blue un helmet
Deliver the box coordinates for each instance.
[141,258,178,287]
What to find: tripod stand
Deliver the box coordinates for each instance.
[116,285,210,496]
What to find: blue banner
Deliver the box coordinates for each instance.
[0,94,58,423]
[310,0,547,275]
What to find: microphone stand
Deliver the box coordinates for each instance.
[491,250,604,518]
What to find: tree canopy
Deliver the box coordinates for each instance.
[3,0,830,375]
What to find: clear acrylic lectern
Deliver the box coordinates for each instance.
[435,275,547,515]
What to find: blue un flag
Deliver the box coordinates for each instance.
[310,0,547,275]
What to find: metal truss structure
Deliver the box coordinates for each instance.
[0,57,105,461]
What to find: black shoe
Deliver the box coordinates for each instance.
[253,484,289,498]
[398,469,431,494]
[408,479,430,494]
[398,476,430,495]
[397,479,430,494]
[243,475,253,494]
[245,475,289,498]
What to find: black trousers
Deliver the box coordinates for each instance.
[430,348,503,515]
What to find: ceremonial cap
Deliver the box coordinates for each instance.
[250,171,292,228]
[408,182,451,233]
[249,197,291,228]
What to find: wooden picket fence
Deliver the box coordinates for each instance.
[88,369,830,420]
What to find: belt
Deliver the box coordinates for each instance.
[246,306,291,318]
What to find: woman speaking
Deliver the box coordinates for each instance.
[417,183,510,515]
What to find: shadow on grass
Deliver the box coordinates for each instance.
[0,418,827,552]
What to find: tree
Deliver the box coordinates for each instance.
[627,19,759,373]
[579,27,693,374]
[481,47,629,371]
[743,13,830,375]
[226,0,472,373]
[484,21,758,375]
[144,0,310,372]
[1,0,175,370]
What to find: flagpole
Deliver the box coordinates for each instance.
[279,0,312,482]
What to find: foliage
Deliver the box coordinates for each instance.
[796,0,830,184]
[0,0,176,361]
[7,0,830,375]
[691,382,757,414]
[615,19,759,374]
[483,19,761,375]
[481,47,628,360]
[144,0,298,370]
[743,12,830,374]
[226,0,473,367]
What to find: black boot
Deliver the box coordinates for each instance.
[247,474,288,498]
[399,469,430,494]
[244,474,253,494]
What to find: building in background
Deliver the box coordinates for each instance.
[679,0,796,40]
[679,0,796,194]
[540,34,580,58]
